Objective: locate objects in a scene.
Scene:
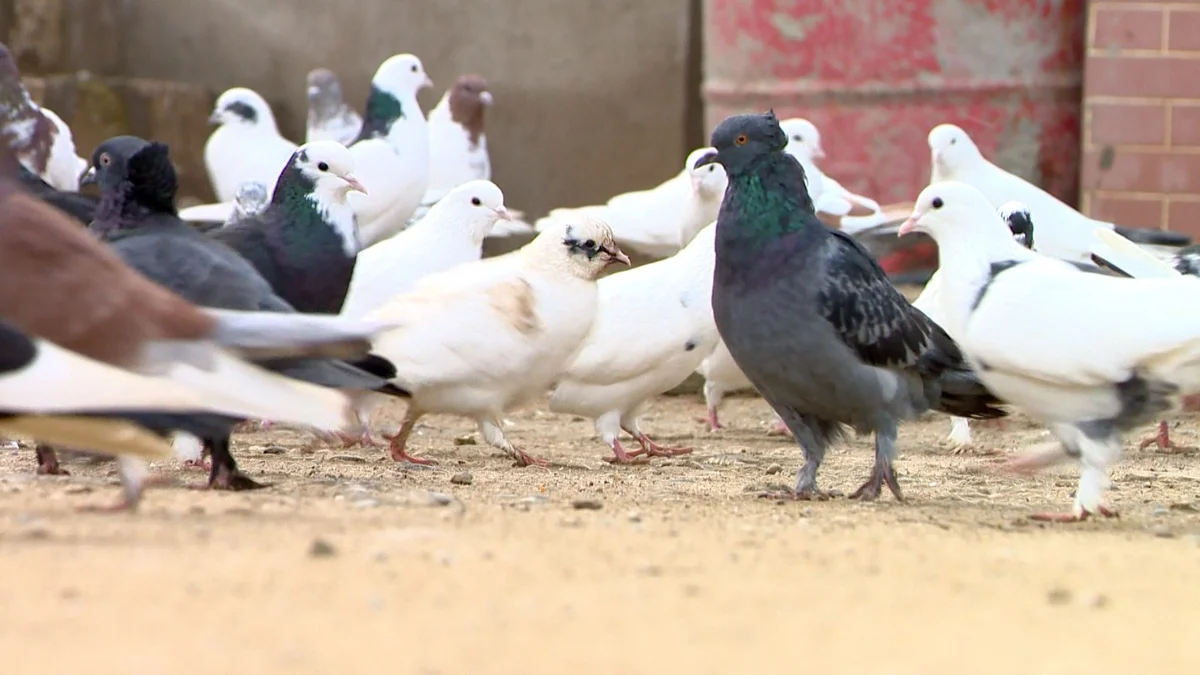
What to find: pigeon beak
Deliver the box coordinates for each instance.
[693,150,719,170]
[494,206,514,221]
[897,213,923,237]
[479,91,494,106]
[607,248,632,267]
[422,75,434,89]
[812,145,827,160]
[307,85,320,98]
[208,110,222,125]
[342,173,368,195]
[78,166,97,187]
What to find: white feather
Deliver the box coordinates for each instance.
[39,107,88,192]
[422,92,491,205]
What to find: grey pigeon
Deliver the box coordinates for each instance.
[306,68,363,146]
[208,141,367,314]
[82,135,408,489]
[227,181,270,223]
[696,110,1007,501]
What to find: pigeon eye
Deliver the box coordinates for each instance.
[410,65,418,73]
[99,153,111,166]
[735,134,748,146]
[950,138,957,145]
[792,135,802,142]
[932,197,944,209]
[317,161,329,172]
[584,239,596,248]
[707,166,715,172]
[471,197,481,206]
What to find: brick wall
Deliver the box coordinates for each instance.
[1081,0,1200,238]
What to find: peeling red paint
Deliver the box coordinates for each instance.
[702,0,1087,207]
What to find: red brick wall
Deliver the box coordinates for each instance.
[1081,0,1200,238]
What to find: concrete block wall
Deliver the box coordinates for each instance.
[1081,0,1200,237]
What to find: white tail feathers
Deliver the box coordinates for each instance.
[204,308,400,360]
[1089,227,1181,280]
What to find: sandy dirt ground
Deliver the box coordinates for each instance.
[2,391,1200,674]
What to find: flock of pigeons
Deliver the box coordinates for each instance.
[3,43,1200,523]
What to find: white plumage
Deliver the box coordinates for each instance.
[423,83,492,206]
[779,118,886,234]
[203,88,298,202]
[535,147,727,259]
[364,217,630,467]
[341,180,510,320]
[549,222,721,462]
[38,107,89,192]
[902,181,1200,520]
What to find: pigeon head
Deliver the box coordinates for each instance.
[447,74,491,145]
[306,68,345,116]
[928,124,981,174]
[432,180,512,241]
[233,181,270,217]
[209,87,277,131]
[281,141,367,202]
[780,118,825,160]
[83,135,178,224]
[898,181,1013,249]
[685,146,728,198]
[531,217,630,278]
[694,110,787,176]
[372,54,433,98]
[998,200,1034,250]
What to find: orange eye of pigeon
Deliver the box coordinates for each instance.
[735,134,748,146]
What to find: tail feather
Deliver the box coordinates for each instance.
[203,308,399,360]
[1089,227,1181,280]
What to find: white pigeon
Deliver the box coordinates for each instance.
[38,107,89,192]
[204,87,299,202]
[901,180,1200,521]
[780,118,885,234]
[913,200,1034,452]
[177,181,271,226]
[535,147,728,259]
[695,339,754,431]
[548,222,721,463]
[305,68,363,146]
[341,180,511,319]
[423,75,493,206]
[348,54,434,248]
[364,216,630,467]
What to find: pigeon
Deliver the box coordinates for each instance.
[549,222,720,463]
[348,54,434,248]
[536,147,728,259]
[899,180,1200,520]
[12,159,97,224]
[204,87,299,202]
[341,180,511,320]
[364,217,630,467]
[780,118,886,234]
[305,68,363,146]
[77,135,405,489]
[203,141,368,314]
[927,123,1190,263]
[695,339,755,431]
[0,43,89,192]
[697,110,1006,501]
[913,201,1036,451]
[177,180,270,228]
[423,75,493,206]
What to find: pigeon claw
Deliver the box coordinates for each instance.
[602,439,650,465]
[1136,420,1196,455]
[390,447,438,466]
[35,445,68,476]
[509,447,548,468]
[182,459,211,472]
[198,463,270,491]
[633,433,692,458]
[766,418,794,438]
[849,463,904,502]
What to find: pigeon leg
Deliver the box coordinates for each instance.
[35,444,68,475]
[766,415,794,438]
[946,416,974,455]
[386,411,438,466]
[78,456,155,513]
[1136,420,1195,454]
[479,418,547,467]
[850,428,904,502]
[1030,426,1119,522]
[193,436,269,491]
[602,438,648,465]
[622,423,692,458]
[700,382,724,431]
[784,415,833,500]
[701,405,722,431]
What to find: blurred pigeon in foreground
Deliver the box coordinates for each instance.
[204,87,299,202]
[306,68,363,146]
[900,181,1200,521]
[698,110,1006,501]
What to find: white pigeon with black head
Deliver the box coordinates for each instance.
[0,46,88,192]
[423,75,493,206]
[901,180,1200,521]
[342,180,511,319]
[913,200,1035,451]
[204,87,299,202]
[549,222,721,463]
[361,217,630,467]
[535,147,728,258]
[348,54,434,248]
[305,68,363,146]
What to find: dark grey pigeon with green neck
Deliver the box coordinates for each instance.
[698,110,1006,502]
[209,140,367,314]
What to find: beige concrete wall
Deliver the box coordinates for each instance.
[9,0,700,214]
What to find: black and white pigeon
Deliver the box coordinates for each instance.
[82,135,406,488]
[900,180,1200,520]
[696,110,1006,501]
[204,141,367,314]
